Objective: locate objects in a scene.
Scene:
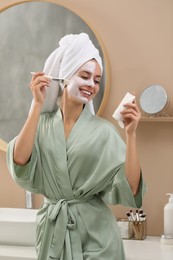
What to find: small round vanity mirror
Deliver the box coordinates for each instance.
[139,84,168,115]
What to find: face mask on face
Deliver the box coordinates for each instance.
[66,61,99,104]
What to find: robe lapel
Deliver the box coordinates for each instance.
[53,107,92,200]
[54,109,74,200]
[66,106,92,149]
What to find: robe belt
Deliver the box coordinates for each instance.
[44,196,96,259]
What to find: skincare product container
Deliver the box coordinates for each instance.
[161,193,173,245]
[129,220,147,240]
[164,193,173,235]
[117,209,147,240]
[117,218,133,239]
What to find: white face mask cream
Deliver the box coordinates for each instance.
[66,61,100,104]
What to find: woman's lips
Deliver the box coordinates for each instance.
[79,88,93,97]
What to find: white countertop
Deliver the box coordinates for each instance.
[0,237,173,260]
[0,245,36,259]
[123,236,173,260]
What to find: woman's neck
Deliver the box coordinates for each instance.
[60,98,84,139]
[60,91,84,124]
[61,103,83,123]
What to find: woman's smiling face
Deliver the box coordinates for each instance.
[66,60,102,104]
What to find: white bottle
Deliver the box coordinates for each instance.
[164,193,173,237]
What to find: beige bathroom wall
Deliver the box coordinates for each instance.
[0,141,25,208]
[0,141,42,208]
[0,0,173,236]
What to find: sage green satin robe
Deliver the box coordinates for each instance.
[7,106,146,260]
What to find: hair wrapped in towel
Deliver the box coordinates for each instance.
[30,33,103,114]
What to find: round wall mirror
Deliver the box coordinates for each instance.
[0,0,110,142]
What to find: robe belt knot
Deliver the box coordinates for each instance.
[44,196,96,259]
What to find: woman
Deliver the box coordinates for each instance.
[7,33,146,260]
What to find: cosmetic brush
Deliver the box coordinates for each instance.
[135,209,139,221]
[31,72,70,85]
[139,209,143,215]
[139,214,146,221]
[126,212,133,221]
[129,209,135,221]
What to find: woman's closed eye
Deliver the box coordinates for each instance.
[80,75,100,83]
[94,80,100,84]
[81,76,88,80]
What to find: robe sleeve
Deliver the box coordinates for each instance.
[6,135,43,194]
[99,123,147,209]
[101,163,147,208]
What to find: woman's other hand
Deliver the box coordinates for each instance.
[121,99,141,135]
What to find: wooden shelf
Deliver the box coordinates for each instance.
[140,117,173,122]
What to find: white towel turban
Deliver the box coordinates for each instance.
[30,33,103,114]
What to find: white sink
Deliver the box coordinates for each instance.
[0,208,38,246]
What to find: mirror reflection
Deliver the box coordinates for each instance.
[0,1,107,143]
